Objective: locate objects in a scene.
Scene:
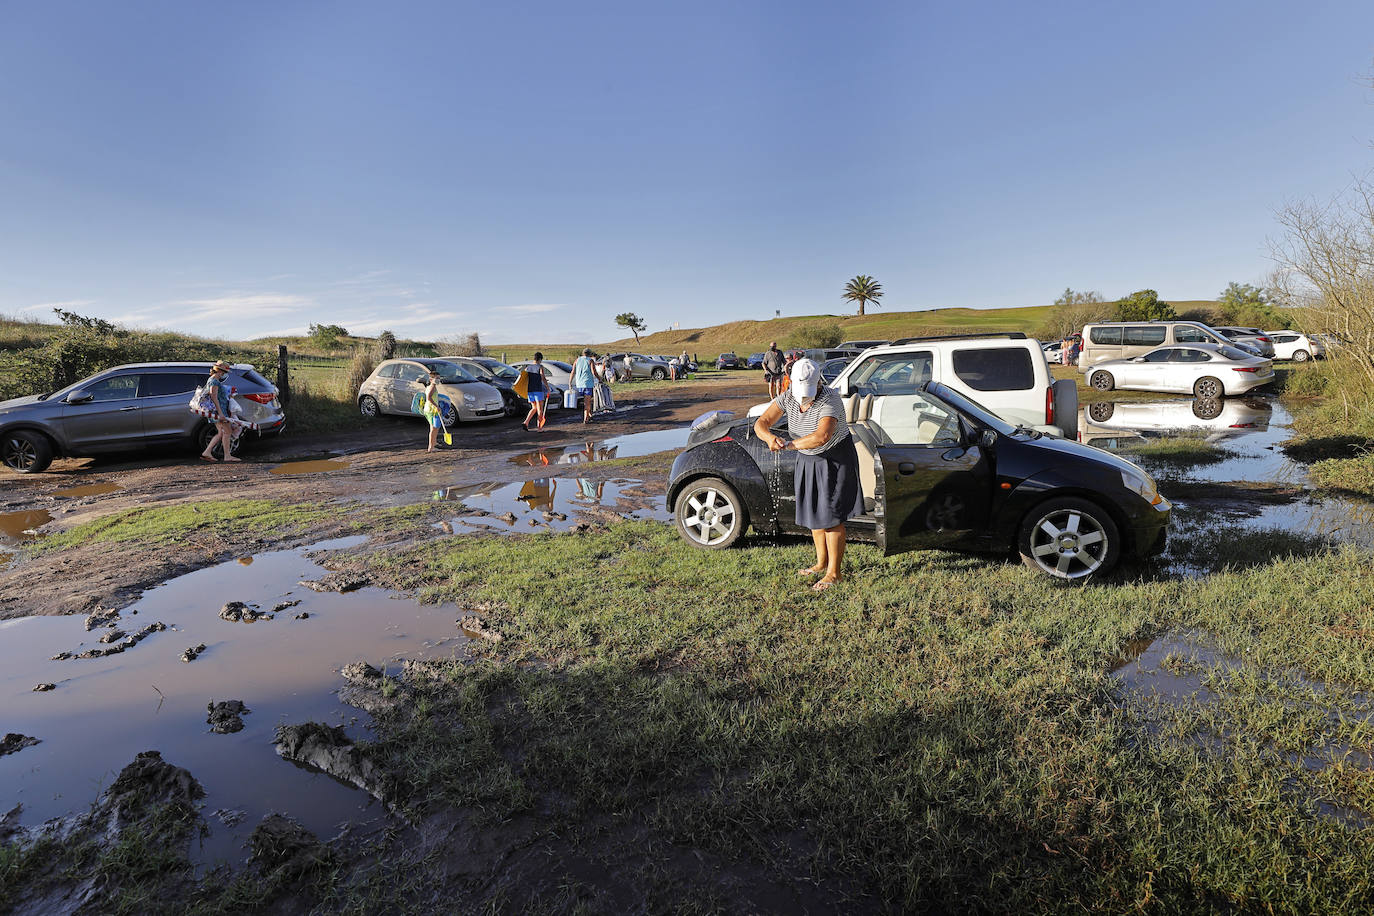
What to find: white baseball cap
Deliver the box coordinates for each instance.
[791,358,821,400]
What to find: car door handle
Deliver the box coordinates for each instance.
[118,406,140,411]
[897,462,915,475]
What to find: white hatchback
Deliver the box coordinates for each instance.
[1265,331,1325,362]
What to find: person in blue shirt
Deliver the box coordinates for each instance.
[521,353,552,431]
[571,347,604,425]
[199,360,241,463]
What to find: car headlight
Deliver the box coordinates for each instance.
[463,394,476,404]
[1121,467,1164,506]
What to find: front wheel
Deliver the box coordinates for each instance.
[674,477,748,549]
[1090,371,1115,391]
[1018,497,1119,581]
[2,430,53,473]
[1193,376,1223,399]
[440,401,459,427]
[651,367,667,381]
[1292,349,1310,362]
[359,395,379,418]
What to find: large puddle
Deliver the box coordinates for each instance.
[506,427,690,467]
[0,537,468,864]
[0,509,52,541]
[430,477,667,534]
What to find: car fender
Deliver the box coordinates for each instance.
[0,421,67,457]
[992,468,1135,554]
[668,440,775,533]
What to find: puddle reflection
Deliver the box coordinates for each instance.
[431,477,665,534]
[0,538,466,865]
[51,482,123,499]
[0,509,52,541]
[506,427,689,468]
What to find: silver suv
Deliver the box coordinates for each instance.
[0,362,284,473]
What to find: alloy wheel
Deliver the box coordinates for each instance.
[1194,376,1222,399]
[3,436,37,471]
[1026,507,1109,579]
[679,485,739,546]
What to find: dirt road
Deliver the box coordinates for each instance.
[0,374,768,618]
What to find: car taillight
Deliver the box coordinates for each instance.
[1229,423,1256,428]
[243,392,275,403]
[1232,367,1258,373]
[1044,386,1054,426]
[1257,336,1270,342]
[712,435,734,443]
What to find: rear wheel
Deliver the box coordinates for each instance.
[651,367,667,380]
[1087,402,1115,422]
[674,477,747,549]
[1090,370,1114,391]
[1018,497,1119,580]
[1193,376,1223,399]
[359,395,379,418]
[1292,349,1310,362]
[196,422,239,460]
[2,430,53,473]
[1191,398,1223,420]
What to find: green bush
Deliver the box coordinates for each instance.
[790,321,842,349]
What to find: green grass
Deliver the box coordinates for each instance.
[340,523,1374,911]
[1117,434,1233,469]
[1308,452,1374,500]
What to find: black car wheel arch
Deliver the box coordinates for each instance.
[2,429,55,474]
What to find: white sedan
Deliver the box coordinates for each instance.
[1085,343,1274,398]
[1265,331,1325,362]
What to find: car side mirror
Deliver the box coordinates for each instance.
[834,380,849,397]
[979,428,997,449]
[66,390,93,404]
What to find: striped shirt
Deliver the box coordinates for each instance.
[773,387,850,455]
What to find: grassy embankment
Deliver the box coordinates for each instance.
[292,521,1373,911]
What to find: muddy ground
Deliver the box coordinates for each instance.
[0,376,767,619]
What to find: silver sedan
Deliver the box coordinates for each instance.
[1085,343,1274,398]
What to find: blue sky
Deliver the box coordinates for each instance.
[3,1,1373,344]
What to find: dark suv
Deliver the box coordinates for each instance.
[0,362,285,473]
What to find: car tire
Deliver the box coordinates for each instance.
[1017,496,1120,581]
[2,430,54,474]
[440,401,459,427]
[1292,349,1310,362]
[651,367,667,381]
[1191,398,1224,420]
[1193,376,1223,399]
[196,422,240,460]
[1087,402,1115,423]
[359,395,380,418]
[674,477,748,549]
[1090,371,1114,392]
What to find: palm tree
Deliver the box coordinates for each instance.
[843,275,883,316]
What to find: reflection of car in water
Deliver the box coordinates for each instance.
[1078,398,1271,446]
[669,382,1170,580]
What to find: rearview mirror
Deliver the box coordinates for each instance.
[66,390,93,404]
[1132,356,1145,362]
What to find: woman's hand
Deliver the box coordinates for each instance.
[768,434,788,452]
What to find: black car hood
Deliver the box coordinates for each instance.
[1013,431,1148,477]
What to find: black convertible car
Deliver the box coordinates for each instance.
[667,382,1170,580]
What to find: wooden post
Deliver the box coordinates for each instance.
[276,344,291,404]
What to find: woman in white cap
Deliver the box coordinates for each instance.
[752,358,864,591]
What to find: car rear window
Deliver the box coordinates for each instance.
[236,368,274,389]
[951,347,1035,391]
[140,373,203,397]
[1218,345,1253,361]
[1089,327,1122,345]
[1123,327,1167,346]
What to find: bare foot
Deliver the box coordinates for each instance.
[812,575,840,591]
[223,456,243,462]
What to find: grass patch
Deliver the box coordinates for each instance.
[1116,434,1233,469]
[1309,452,1374,500]
[33,498,349,553]
[347,522,1374,911]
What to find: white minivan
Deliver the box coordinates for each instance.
[1078,321,1241,369]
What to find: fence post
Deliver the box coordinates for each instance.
[276,345,291,404]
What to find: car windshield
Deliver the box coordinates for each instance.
[481,361,520,380]
[926,384,1019,436]
[423,360,477,383]
[547,361,573,372]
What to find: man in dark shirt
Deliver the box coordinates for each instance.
[761,341,786,398]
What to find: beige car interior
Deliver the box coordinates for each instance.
[839,393,962,511]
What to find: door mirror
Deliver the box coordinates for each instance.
[833,380,849,397]
[979,428,997,449]
[66,390,93,404]
[1132,356,1146,362]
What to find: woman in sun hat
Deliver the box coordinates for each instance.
[751,357,864,591]
[199,360,241,463]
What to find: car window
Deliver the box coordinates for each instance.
[872,394,962,446]
[1174,325,1209,343]
[1141,349,1173,362]
[951,347,1034,391]
[139,373,203,397]
[547,361,574,371]
[1274,334,1298,343]
[376,363,399,379]
[396,364,429,384]
[424,360,477,382]
[81,374,141,401]
[849,351,933,395]
[1217,345,1252,361]
[1088,326,1122,345]
[1123,327,1167,346]
[1169,348,1211,363]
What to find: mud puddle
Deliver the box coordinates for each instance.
[50,481,124,499]
[0,536,469,865]
[0,509,52,541]
[430,477,667,534]
[506,426,690,467]
[269,458,352,475]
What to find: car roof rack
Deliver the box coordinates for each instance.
[889,332,1027,345]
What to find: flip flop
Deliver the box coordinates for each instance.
[811,579,837,592]
[796,567,821,578]
[199,455,217,462]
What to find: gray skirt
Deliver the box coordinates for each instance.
[794,436,866,530]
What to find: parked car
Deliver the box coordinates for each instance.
[822,334,1079,438]
[449,356,534,416]
[716,353,742,370]
[1211,326,1276,358]
[669,382,1169,580]
[1079,321,1257,368]
[1265,331,1325,362]
[746,352,766,370]
[602,353,673,380]
[1042,341,1065,364]
[1085,343,1274,398]
[801,348,861,364]
[838,339,891,351]
[0,362,284,473]
[510,359,575,389]
[820,357,852,384]
[358,358,505,425]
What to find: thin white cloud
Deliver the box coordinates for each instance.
[22,300,95,313]
[175,293,314,323]
[490,303,565,314]
[346,307,466,336]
